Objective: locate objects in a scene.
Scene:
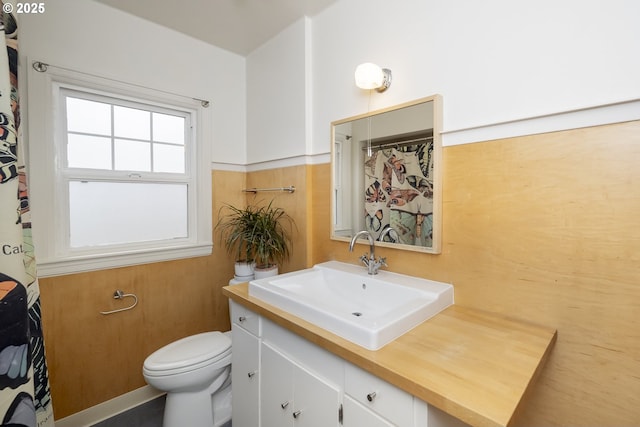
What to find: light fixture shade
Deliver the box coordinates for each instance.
[355,63,391,92]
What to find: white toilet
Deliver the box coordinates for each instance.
[143,331,232,427]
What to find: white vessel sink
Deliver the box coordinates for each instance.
[249,261,453,350]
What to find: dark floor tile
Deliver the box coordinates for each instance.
[91,396,165,427]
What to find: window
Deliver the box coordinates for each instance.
[27,68,212,276]
[332,134,352,237]
[62,89,190,249]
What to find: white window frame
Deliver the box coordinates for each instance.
[27,65,212,277]
[332,133,353,237]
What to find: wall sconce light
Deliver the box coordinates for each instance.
[354,63,392,92]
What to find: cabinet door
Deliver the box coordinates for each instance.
[342,395,395,427]
[292,362,341,427]
[261,342,340,427]
[261,344,294,427]
[232,325,260,427]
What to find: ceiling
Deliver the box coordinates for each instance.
[95,0,338,56]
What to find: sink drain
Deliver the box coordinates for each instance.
[352,312,363,317]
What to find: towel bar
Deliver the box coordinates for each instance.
[242,186,295,193]
[100,290,138,315]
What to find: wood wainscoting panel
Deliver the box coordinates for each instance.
[245,164,309,273]
[309,162,334,264]
[442,121,640,427]
[311,120,640,426]
[40,170,244,419]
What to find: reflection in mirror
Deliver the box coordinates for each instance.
[331,95,442,253]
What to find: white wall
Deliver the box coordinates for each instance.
[19,0,247,165]
[18,0,640,165]
[246,17,310,164]
[312,0,640,153]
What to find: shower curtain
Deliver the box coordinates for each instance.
[363,142,434,247]
[0,7,55,427]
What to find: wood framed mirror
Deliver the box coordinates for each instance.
[331,95,442,253]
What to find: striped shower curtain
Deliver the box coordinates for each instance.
[0,8,55,427]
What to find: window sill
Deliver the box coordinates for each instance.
[36,243,213,278]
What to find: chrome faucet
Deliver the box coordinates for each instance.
[378,226,398,243]
[349,230,387,275]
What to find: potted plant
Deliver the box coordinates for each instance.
[216,201,294,279]
[248,201,295,278]
[215,203,257,279]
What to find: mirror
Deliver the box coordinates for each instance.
[331,95,442,253]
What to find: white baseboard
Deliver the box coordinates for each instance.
[55,385,165,427]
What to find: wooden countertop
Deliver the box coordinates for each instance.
[223,283,556,427]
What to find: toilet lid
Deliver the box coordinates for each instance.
[144,331,231,372]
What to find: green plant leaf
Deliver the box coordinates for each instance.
[215,200,294,268]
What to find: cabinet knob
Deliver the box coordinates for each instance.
[247,370,257,378]
[367,391,377,402]
[238,316,246,322]
[293,410,302,419]
[280,401,289,409]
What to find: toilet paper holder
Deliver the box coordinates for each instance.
[100,290,138,315]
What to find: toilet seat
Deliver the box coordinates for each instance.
[143,331,231,376]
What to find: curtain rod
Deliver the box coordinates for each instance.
[361,136,433,151]
[31,60,210,108]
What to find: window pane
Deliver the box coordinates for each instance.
[153,144,185,173]
[69,181,188,248]
[114,105,150,140]
[67,134,112,169]
[66,97,111,135]
[153,113,185,144]
[114,139,151,171]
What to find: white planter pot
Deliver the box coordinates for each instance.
[234,261,255,279]
[253,265,278,279]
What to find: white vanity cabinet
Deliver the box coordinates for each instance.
[230,301,261,427]
[261,342,340,427]
[230,303,468,427]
